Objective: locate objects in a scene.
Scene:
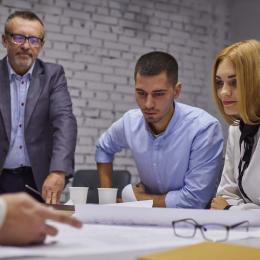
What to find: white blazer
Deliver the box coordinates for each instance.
[217,125,260,210]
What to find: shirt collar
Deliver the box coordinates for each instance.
[7,57,35,81]
[164,101,180,135]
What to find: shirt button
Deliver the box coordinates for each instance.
[21,103,24,106]
[19,124,22,128]
[19,145,23,149]
[21,81,24,84]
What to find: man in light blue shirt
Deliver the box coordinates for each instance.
[96,51,224,208]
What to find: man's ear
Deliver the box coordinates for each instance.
[173,81,182,99]
[2,34,8,48]
[41,39,45,48]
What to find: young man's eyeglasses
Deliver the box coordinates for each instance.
[6,32,44,47]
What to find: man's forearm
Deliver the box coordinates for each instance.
[143,193,166,207]
[0,198,7,229]
[152,194,166,207]
[97,163,113,187]
[133,187,166,208]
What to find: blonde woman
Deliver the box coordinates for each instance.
[211,39,260,210]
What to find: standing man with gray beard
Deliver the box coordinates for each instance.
[0,11,77,204]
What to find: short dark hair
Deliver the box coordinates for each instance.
[5,11,44,35]
[134,51,178,86]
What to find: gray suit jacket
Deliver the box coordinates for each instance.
[0,57,77,191]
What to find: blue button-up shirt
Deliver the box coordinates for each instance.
[3,60,34,169]
[96,102,224,208]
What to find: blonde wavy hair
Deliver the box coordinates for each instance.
[212,39,260,125]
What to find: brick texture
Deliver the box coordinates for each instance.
[0,0,230,183]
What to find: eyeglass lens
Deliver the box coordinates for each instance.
[173,220,196,238]
[200,224,228,242]
[11,34,42,45]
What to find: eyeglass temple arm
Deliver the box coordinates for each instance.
[229,220,249,230]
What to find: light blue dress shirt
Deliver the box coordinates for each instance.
[3,61,34,169]
[96,102,224,208]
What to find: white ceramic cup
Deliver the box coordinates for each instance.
[69,186,88,204]
[98,188,118,204]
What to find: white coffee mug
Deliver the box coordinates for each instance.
[98,188,118,204]
[69,186,88,204]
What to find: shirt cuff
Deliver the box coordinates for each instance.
[165,191,179,208]
[95,147,114,163]
[0,198,7,229]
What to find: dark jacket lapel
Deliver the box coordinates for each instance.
[0,57,11,141]
[24,60,45,129]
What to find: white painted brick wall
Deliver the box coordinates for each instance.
[0,0,230,183]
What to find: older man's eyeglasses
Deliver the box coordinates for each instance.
[172,218,249,242]
[6,32,44,47]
